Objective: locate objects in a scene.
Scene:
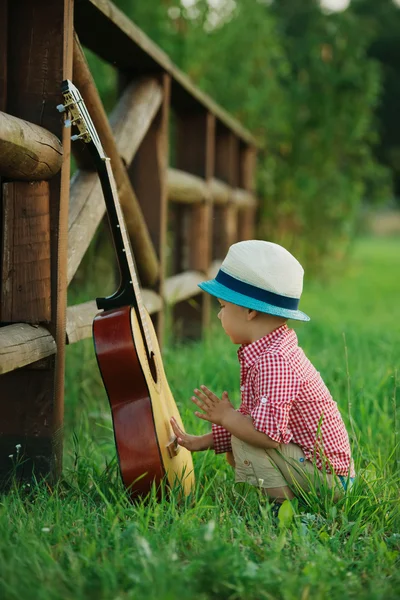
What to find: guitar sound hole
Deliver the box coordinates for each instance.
[149,352,158,384]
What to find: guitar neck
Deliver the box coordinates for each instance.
[93,146,154,355]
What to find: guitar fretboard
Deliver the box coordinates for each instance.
[105,159,154,356]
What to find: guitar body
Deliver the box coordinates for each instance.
[93,305,195,499]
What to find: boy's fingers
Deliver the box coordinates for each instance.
[200,385,219,402]
[195,411,210,422]
[170,417,184,436]
[194,388,215,406]
[191,396,208,411]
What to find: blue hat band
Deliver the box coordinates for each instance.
[215,269,300,310]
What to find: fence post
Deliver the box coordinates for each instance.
[171,111,215,339]
[237,144,257,241]
[213,127,239,260]
[0,0,74,487]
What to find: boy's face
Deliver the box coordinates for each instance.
[217,298,253,344]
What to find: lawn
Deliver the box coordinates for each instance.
[0,236,399,599]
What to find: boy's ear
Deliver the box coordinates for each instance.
[247,309,258,321]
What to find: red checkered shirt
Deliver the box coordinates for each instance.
[212,324,355,477]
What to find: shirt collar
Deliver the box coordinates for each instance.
[237,324,290,368]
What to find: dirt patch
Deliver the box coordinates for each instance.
[365,210,400,236]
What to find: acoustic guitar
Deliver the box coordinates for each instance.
[58,80,195,499]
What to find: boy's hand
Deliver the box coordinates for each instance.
[170,416,212,452]
[192,385,235,427]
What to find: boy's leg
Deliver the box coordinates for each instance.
[231,435,342,501]
[265,444,343,502]
[263,485,294,502]
[226,451,235,467]
[231,436,291,501]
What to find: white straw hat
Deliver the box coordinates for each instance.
[198,240,310,322]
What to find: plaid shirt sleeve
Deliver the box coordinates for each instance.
[212,406,249,454]
[251,354,300,444]
[212,423,232,454]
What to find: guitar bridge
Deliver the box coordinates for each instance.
[166,436,181,459]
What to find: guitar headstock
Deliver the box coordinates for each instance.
[57,79,106,160]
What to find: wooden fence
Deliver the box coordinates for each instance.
[0,0,258,485]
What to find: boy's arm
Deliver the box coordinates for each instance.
[222,410,279,449]
[192,385,280,449]
[170,417,214,452]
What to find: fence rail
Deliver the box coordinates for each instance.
[0,0,258,485]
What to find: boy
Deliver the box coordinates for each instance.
[170,240,355,504]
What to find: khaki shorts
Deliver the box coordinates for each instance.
[231,435,344,501]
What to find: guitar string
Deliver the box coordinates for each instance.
[66,82,154,355]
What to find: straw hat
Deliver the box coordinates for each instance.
[198,240,310,322]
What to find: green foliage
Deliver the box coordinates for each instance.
[351,0,400,202]
[1,237,399,598]
[110,0,392,273]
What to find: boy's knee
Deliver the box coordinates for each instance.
[226,451,235,467]
[263,485,295,502]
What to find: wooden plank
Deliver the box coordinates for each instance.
[1,181,51,323]
[109,76,163,166]
[0,1,7,112]
[164,271,206,305]
[128,74,171,342]
[68,170,106,284]
[72,33,159,287]
[210,178,231,205]
[232,188,257,209]
[65,288,162,344]
[0,111,63,180]
[0,324,56,375]
[65,271,206,345]
[167,168,209,204]
[0,0,74,488]
[74,0,257,147]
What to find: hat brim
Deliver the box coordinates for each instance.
[198,279,310,322]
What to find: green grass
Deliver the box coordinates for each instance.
[1,236,399,599]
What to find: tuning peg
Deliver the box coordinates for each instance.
[56,104,66,113]
[71,133,86,142]
[64,119,71,128]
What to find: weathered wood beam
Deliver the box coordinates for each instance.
[0,111,63,180]
[71,32,159,287]
[0,1,6,112]
[167,170,255,208]
[0,265,221,357]
[65,270,206,345]
[164,271,206,305]
[1,181,51,323]
[0,324,56,375]
[65,289,162,344]
[209,177,230,205]
[109,77,163,167]
[167,168,210,204]
[232,188,257,209]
